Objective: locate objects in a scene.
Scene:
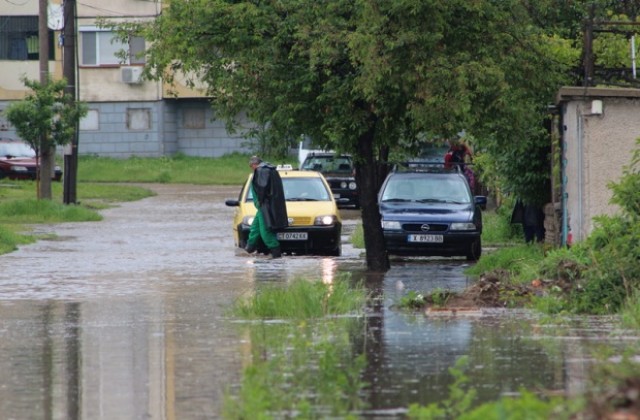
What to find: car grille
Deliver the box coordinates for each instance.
[402,223,448,232]
[289,217,313,226]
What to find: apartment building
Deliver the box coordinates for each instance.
[0,0,255,158]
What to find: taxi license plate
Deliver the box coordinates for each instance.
[277,232,308,241]
[408,234,443,243]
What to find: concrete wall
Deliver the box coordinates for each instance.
[558,87,640,243]
[73,100,256,158]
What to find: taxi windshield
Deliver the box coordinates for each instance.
[245,177,331,202]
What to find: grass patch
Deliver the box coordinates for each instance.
[0,199,102,223]
[231,274,366,319]
[224,320,367,419]
[464,243,546,284]
[0,224,36,254]
[77,152,298,185]
[0,180,154,255]
[225,275,368,418]
[351,223,364,249]
[481,209,523,246]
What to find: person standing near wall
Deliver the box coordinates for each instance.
[511,199,545,243]
[245,156,288,259]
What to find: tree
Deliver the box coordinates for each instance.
[121,0,577,271]
[5,77,88,200]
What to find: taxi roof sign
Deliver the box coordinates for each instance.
[276,164,293,171]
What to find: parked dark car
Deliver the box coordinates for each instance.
[378,164,487,260]
[300,152,359,208]
[0,139,62,181]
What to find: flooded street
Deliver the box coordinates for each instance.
[0,184,632,418]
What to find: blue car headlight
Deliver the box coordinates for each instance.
[381,220,402,230]
[450,222,477,231]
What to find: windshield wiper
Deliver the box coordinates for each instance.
[415,198,445,203]
[382,198,412,202]
[287,197,319,201]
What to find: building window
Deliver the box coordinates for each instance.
[80,109,99,131]
[127,108,151,130]
[0,16,54,60]
[80,28,145,66]
[183,108,205,129]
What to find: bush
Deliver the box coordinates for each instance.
[536,140,640,314]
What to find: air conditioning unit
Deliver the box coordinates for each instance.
[121,66,143,84]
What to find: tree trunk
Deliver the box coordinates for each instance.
[355,129,390,272]
[39,142,54,200]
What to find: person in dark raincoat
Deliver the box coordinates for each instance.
[511,199,545,243]
[245,156,288,258]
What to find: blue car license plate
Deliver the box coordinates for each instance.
[408,234,443,243]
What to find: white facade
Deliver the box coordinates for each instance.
[0,0,256,157]
[557,87,640,243]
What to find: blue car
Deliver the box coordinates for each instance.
[378,165,486,260]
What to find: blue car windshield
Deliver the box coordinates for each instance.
[245,177,332,202]
[381,176,471,204]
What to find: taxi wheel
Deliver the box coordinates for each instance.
[326,246,341,257]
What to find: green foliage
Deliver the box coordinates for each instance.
[231,274,366,319]
[481,204,523,246]
[223,320,366,419]
[397,290,426,310]
[464,244,546,284]
[4,77,88,151]
[407,356,477,419]
[407,356,581,419]
[0,225,35,254]
[430,288,452,308]
[532,139,640,315]
[620,291,640,329]
[350,222,364,249]
[115,0,582,268]
[458,390,579,420]
[225,276,367,418]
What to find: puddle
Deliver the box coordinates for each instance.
[0,184,634,418]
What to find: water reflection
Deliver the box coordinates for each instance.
[0,185,635,419]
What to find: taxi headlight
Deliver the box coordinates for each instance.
[242,215,255,226]
[348,181,357,190]
[450,222,476,231]
[381,220,402,230]
[10,165,28,172]
[314,215,336,226]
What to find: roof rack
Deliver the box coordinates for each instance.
[391,161,464,173]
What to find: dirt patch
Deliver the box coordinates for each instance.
[422,268,569,311]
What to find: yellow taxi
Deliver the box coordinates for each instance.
[225,165,342,256]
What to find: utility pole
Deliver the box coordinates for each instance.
[63,0,78,204]
[39,0,53,199]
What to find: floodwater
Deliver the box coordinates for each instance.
[0,184,633,419]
